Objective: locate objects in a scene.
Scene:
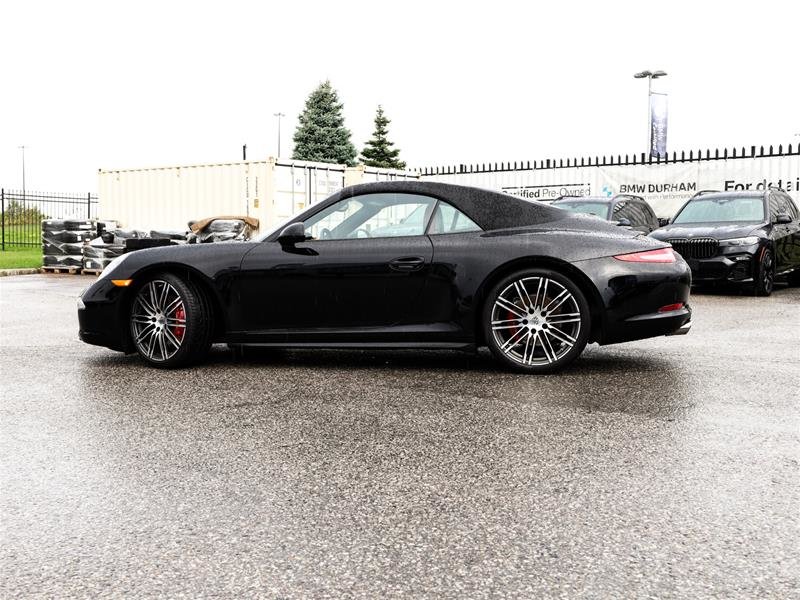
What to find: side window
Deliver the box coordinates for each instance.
[784,195,799,220]
[305,197,364,240]
[304,193,437,240]
[629,203,648,227]
[613,200,643,225]
[768,193,784,222]
[778,193,798,220]
[640,201,659,229]
[428,202,482,234]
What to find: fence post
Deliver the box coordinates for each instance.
[87,192,92,219]
[1,188,4,251]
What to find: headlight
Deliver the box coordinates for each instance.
[719,236,759,247]
[97,253,130,280]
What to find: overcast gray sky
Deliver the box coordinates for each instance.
[1,0,798,192]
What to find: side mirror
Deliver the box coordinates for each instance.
[278,222,310,245]
[616,218,632,227]
[775,213,792,224]
[658,217,670,227]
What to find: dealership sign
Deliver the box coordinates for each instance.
[430,154,800,217]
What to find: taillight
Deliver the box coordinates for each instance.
[658,303,684,313]
[614,248,675,263]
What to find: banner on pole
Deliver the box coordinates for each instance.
[650,92,668,158]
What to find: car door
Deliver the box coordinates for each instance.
[768,192,794,272]
[232,193,436,338]
[777,192,800,270]
[414,200,484,333]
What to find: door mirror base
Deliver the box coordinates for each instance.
[775,213,792,225]
[278,222,311,245]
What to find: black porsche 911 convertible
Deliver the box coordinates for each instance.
[78,181,692,373]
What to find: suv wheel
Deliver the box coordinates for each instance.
[753,249,774,297]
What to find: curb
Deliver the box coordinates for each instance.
[0,268,42,277]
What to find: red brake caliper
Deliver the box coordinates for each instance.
[173,306,186,340]
[508,307,522,341]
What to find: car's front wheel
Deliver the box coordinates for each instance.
[753,249,774,297]
[129,273,211,368]
[483,268,591,373]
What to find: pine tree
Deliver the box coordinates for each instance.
[291,81,357,166]
[360,105,406,169]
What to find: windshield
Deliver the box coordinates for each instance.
[553,201,610,219]
[672,195,765,224]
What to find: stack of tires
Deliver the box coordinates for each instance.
[150,230,188,243]
[82,240,124,271]
[42,219,95,269]
[79,221,121,271]
[125,230,188,251]
[107,228,148,245]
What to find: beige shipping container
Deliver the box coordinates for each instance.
[98,158,417,232]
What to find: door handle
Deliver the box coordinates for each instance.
[389,256,425,272]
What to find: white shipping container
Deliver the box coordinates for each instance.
[98,161,266,231]
[98,158,418,232]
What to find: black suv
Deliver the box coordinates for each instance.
[650,188,800,295]
[552,194,660,234]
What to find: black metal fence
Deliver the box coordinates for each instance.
[1,189,98,250]
[417,142,800,176]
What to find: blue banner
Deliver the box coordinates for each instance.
[650,93,668,158]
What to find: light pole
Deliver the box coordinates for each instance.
[633,70,667,155]
[18,145,27,196]
[274,112,285,157]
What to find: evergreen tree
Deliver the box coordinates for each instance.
[292,81,357,166]
[360,105,406,169]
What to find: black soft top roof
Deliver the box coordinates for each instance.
[333,180,567,231]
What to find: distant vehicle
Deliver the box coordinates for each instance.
[78,181,691,373]
[552,195,660,234]
[650,188,800,295]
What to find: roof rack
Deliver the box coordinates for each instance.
[552,194,645,203]
[611,193,645,202]
[691,190,721,198]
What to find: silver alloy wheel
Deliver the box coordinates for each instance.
[131,280,187,362]
[490,276,582,366]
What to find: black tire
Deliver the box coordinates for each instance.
[753,249,775,297]
[482,268,591,373]
[129,272,211,368]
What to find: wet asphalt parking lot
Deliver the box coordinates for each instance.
[1,274,798,599]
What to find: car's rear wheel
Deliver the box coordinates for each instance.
[753,249,774,296]
[483,268,591,373]
[129,273,211,368]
